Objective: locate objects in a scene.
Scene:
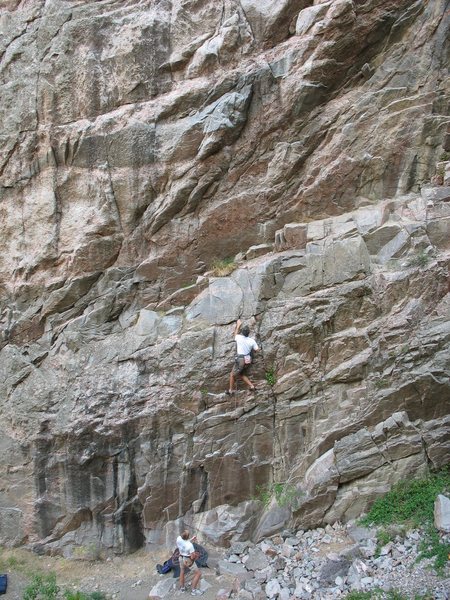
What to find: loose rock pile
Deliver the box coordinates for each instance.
[216,523,450,599]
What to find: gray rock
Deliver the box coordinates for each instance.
[319,558,351,585]
[295,3,330,36]
[245,548,270,571]
[228,554,241,563]
[236,591,253,600]
[273,556,286,571]
[230,542,252,555]
[244,579,263,595]
[434,494,450,533]
[217,560,253,582]
[284,537,299,546]
[265,578,281,598]
[278,587,291,600]
[347,525,376,543]
[148,578,176,598]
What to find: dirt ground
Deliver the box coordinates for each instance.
[0,546,227,600]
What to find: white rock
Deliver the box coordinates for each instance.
[434,494,450,532]
[265,578,281,598]
[279,587,291,600]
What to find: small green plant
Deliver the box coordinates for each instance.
[72,543,101,561]
[64,592,87,600]
[254,484,272,507]
[265,367,276,386]
[254,482,301,509]
[439,150,450,161]
[344,591,375,600]
[407,251,431,268]
[23,573,59,600]
[374,378,389,389]
[377,529,392,546]
[272,482,299,508]
[376,527,392,551]
[210,257,236,277]
[64,592,107,600]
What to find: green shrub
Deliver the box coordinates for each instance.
[64,593,87,600]
[254,482,301,509]
[265,368,276,386]
[374,378,389,389]
[344,592,374,600]
[361,468,450,574]
[361,469,450,527]
[407,251,430,268]
[210,257,236,277]
[23,573,59,600]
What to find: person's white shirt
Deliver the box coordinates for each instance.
[177,535,195,557]
[235,334,258,356]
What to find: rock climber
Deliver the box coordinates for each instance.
[227,318,259,395]
[176,529,203,596]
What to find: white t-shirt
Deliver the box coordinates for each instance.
[235,334,258,356]
[177,535,195,557]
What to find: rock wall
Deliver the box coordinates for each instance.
[0,0,449,556]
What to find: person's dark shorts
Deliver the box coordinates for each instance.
[233,355,250,375]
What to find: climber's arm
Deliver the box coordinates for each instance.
[233,319,242,336]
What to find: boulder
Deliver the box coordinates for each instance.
[434,494,450,533]
[244,548,270,571]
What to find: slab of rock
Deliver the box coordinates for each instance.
[296,3,330,36]
[347,524,376,543]
[245,548,270,571]
[217,560,253,583]
[434,494,450,533]
[319,557,351,584]
[147,578,176,599]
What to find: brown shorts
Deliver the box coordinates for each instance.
[232,355,250,375]
[180,557,199,573]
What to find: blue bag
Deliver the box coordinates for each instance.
[0,574,7,595]
[156,560,172,574]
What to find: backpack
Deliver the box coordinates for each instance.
[156,561,172,575]
[156,548,180,577]
[0,574,7,595]
[193,542,209,568]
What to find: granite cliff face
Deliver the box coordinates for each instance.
[0,0,449,556]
